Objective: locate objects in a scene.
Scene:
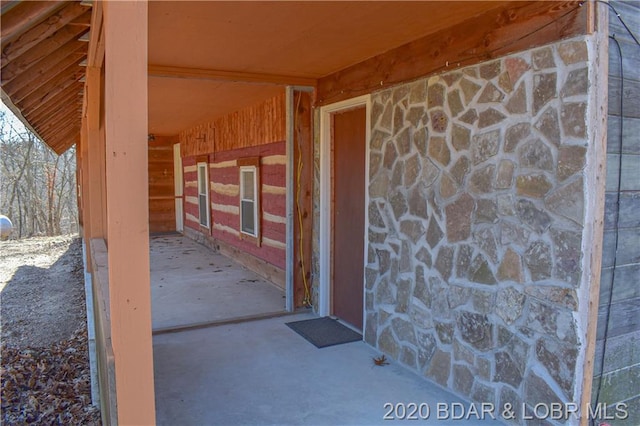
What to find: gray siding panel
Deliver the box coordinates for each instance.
[595,2,640,424]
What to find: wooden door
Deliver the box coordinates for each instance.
[332,107,366,331]
[173,143,184,232]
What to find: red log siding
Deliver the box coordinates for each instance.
[183,141,286,269]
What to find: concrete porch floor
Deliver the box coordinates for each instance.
[150,234,285,331]
[154,313,503,425]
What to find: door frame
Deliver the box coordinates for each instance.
[173,143,184,233]
[318,94,371,323]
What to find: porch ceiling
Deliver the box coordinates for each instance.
[147,1,508,136]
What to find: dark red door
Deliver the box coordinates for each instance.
[332,107,366,331]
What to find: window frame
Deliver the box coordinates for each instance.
[197,161,210,229]
[238,156,261,244]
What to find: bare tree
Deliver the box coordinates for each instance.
[0,110,77,238]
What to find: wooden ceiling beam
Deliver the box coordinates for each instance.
[10,57,84,103]
[4,47,84,96]
[39,113,80,136]
[42,116,80,141]
[1,2,21,15]
[21,81,82,117]
[47,123,81,146]
[1,1,65,45]
[316,0,587,105]
[2,39,86,85]
[1,17,89,79]
[46,119,81,141]
[19,65,83,111]
[26,85,80,123]
[36,103,81,131]
[44,126,80,155]
[1,2,90,64]
[148,64,317,87]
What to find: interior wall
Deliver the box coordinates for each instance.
[592,1,640,422]
[148,135,177,233]
[313,35,601,422]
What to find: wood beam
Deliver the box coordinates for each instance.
[48,122,80,143]
[0,1,64,45]
[292,89,313,308]
[48,133,80,155]
[149,64,317,87]
[316,0,587,105]
[1,2,90,63]
[80,118,92,247]
[86,66,105,238]
[37,104,80,133]
[45,125,80,154]
[31,113,81,145]
[25,82,82,122]
[19,68,83,112]
[87,0,104,68]
[1,18,89,85]
[23,82,82,122]
[103,1,156,424]
[10,57,84,103]
[43,115,81,140]
[1,38,86,85]
[40,114,80,140]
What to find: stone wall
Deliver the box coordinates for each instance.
[363,37,594,422]
[592,2,640,423]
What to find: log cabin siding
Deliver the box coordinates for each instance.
[213,141,286,269]
[182,141,286,270]
[180,92,288,277]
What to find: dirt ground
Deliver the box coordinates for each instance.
[0,235,101,424]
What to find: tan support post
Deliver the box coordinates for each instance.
[103,1,156,424]
[86,65,105,239]
[79,117,92,267]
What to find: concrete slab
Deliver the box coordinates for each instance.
[150,234,285,331]
[154,313,504,425]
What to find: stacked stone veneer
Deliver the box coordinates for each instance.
[364,38,593,421]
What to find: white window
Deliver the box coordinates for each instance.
[239,165,258,237]
[197,162,210,228]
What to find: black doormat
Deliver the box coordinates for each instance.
[286,317,362,348]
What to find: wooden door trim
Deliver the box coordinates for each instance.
[318,94,370,323]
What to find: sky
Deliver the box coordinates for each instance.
[0,100,29,135]
[0,100,34,137]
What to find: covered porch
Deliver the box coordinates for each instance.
[0,1,612,425]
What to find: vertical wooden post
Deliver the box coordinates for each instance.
[103,1,155,424]
[292,90,314,308]
[79,117,92,257]
[579,3,608,424]
[86,65,105,239]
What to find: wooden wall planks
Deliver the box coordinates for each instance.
[179,92,286,157]
[148,135,177,233]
